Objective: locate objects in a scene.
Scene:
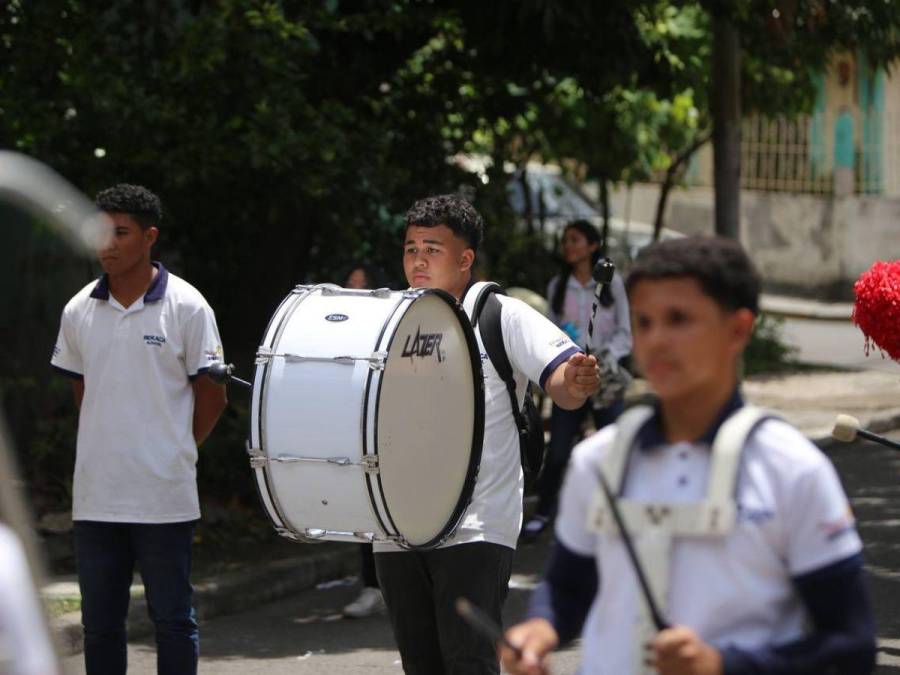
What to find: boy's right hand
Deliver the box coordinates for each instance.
[499,618,558,675]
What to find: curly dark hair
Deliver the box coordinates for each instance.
[404,193,483,253]
[95,184,162,230]
[625,235,760,314]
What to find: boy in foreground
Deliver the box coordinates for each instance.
[501,236,876,674]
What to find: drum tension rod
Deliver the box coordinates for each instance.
[246,452,380,472]
[255,347,387,370]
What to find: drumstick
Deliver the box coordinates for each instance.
[454,597,522,658]
[206,362,252,388]
[592,465,670,631]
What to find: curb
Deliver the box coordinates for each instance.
[49,408,900,658]
[759,295,852,322]
[51,545,358,657]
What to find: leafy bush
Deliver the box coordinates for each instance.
[744,314,797,376]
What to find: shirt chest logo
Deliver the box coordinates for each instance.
[143,334,167,347]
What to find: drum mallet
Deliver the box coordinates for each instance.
[832,414,900,451]
[586,257,616,353]
[454,598,523,658]
[207,362,252,389]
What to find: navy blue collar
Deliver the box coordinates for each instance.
[90,262,168,303]
[635,388,745,451]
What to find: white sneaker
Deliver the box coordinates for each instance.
[342,587,386,618]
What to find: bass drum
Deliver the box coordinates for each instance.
[249,284,484,549]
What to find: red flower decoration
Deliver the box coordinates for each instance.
[852,260,900,361]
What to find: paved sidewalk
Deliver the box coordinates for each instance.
[47,293,900,658]
[48,367,900,657]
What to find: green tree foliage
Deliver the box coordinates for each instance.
[1,1,488,508]
[2,1,899,517]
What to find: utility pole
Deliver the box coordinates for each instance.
[711,13,741,239]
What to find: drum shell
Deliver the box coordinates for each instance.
[249,285,483,549]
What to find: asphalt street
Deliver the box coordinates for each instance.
[779,315,899,374]
[61,430,900,674]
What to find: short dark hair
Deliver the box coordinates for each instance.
[626,235,760,314]
[404,194,483,253]
[95,184,162,230]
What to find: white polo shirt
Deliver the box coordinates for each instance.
[374,291,579,553]
[51,263,224,523]
[556,413,862,674]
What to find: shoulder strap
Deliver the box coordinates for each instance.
[468,284,528,434]
[600,405,655,494]
[462,281,502,326]
[478,292,513,384]
[707,405,775,502]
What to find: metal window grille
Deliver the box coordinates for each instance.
[681,111,900,197]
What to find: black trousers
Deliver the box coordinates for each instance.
[375,542,514,675]
[359,543,379,588]
[536,398,624,519]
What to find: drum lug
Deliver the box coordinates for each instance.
[362,455,379,473]
[275,527,301,542]
[255,346,274,365]
[367,352,388,371]
[246,444,267,468]
[402,289,423,300]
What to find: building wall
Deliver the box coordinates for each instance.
[609,182,900,299]
[684,54,900,197]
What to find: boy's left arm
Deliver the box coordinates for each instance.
[185,302,227,445]
[650,558,876,674]
[652,453,877,675]
[192,377,226,446]
[710,553,875,675]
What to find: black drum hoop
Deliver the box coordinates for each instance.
[370,287,485,550]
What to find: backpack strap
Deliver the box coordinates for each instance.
[707,405,775,503]
[463,282,528,437]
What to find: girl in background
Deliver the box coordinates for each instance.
[521,220,632,539]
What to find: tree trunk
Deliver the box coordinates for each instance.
[599,177,610,256]
[518,167,534,234]
[653,131,712,241]
[711,14,741,239]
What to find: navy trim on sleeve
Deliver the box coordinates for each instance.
[188,366,211,382]
[720,552,876,674]
[51,364,84,380]
[526,537,598,647]
[539,346,581,390]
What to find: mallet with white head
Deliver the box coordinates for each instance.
[832,414,900,451]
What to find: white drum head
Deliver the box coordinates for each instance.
[375,290,482,548]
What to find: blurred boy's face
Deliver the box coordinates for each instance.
[96,212,157,278]
[630,277,754,402]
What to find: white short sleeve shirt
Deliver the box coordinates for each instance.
[374,290,579,552]
[51,263,224,523]
[555,415,863,674]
